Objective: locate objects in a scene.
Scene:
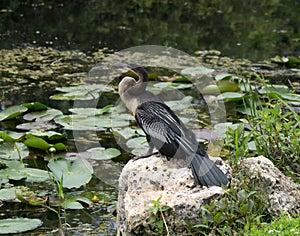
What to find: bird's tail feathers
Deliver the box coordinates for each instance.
[190,153,228,187]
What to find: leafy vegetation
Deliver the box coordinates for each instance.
[146,197,171,236]
[1,45,299,234]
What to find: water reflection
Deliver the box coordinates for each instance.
[0,0,299,60]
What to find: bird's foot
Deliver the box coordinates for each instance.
[131,151,159,161]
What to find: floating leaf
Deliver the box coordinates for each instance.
[16,121,58,131]
[22,102,48,111]
[50,84,114,100]
[126,136,149,155]
[165,96,193,111]
[54,114,129,130]
[181,66,214,76]
[69,105,113,116]
[26,130,67,140]
[215,73,232,81]
[258,85,291,96]
[23,109,63,122]
[112,127,140,139]
[0,188,22,201]
[24,137,51,151]
[87,147,121,160]
[48,158,93,189]
[217,92,245,101]
[0,142,29,160]
[53,143,67,151]
[61,200,83,209]
[0,218,42,234]
[152,82,192,90]
[0,105,28,121]
[0,131,24,142]
[0,166,49,182]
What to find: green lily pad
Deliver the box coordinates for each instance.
[258,85,291,96]
[0,131,24,142]
[153,82,192,90]
[53,143,67,151]
[61,200,84,209]
[69,105,113,116]
[0,218,43,234]
[23,109,63,122]
[0,142,29,160]
[217,92,245,101]
[22,102,48,111]
[0,105,28,121]
[48,158,93,189]
[54,114,129,130]
[181,66,214,76]
[24,137,51,151]
[0,166,49,182]
[50,84,114,100]
[112,127,141,139]
[215,73,233,81]
[126,136,149,155]
[87,147,121,160]
[16,121,58,130]
[0,188,22,201]
[26,130,67,140]
[165,96,193,111]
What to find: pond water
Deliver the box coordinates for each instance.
[1,0,299,61]
[0,1,300,235]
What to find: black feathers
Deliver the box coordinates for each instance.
[135,101,228,187]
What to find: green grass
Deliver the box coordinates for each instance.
[245,215,300,236]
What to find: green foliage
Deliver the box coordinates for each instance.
[193,169,271,235]
[238,76,300,183]
[246,215,300,235]
[146,196,171,236]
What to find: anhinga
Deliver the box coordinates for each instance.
[119,66,228,187]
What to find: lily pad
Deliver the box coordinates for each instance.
[69,105,113,116]
[126,136,149,155]
[0,218,43,234]
[165,96,193,111]
[0,166,50,182]
[258,85,291,96]
[181,66,214,76]
[48,158,93,189]
[0,131,24,142]
[50,84,114,100]
[54,114,129,130]
[23,109,63,122]
[26,130,67,140]
[22,102,48,111]
[112,127,142,139]
[0,142,29,160]
[217,92,245,101]
[24,137,51,151]
[0,105,28,121]
[16,121,58,130]
[87,147,121,160]
[0,188,22,201]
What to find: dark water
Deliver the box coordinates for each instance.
[1,0,299,61]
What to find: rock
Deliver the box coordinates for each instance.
[117,154,230,235]
[240,155,300,216]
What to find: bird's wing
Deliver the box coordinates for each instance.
[135,102,181,142]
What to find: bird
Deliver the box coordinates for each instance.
[118,65,228,187]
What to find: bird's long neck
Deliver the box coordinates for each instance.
[130,67,148,95]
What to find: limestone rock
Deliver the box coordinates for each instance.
[117,155,230,235]
[240,155,300,216]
